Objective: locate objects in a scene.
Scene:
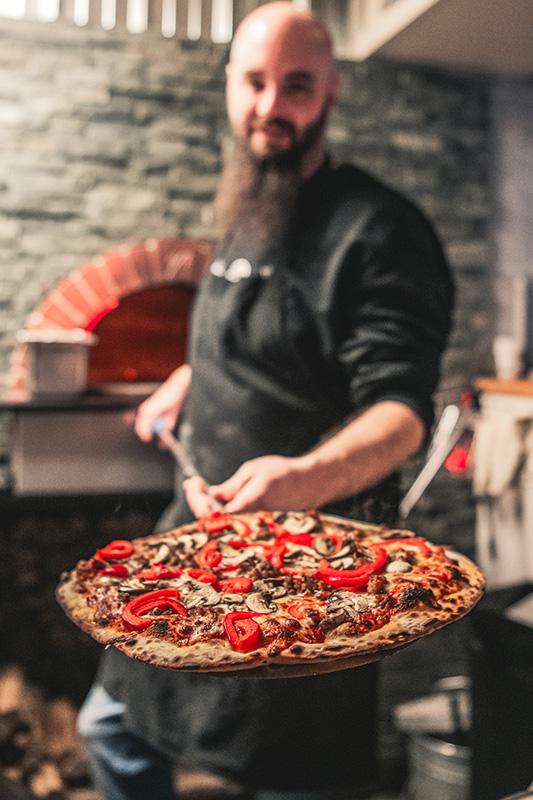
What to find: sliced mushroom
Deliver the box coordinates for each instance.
[386,560,412,574]
[323,544,353,561]
[245,592,278,614]
[280,513,318,534]
[147,538,177,547]
[313,536,334,556]
[329,555,356,570]
[282,550,318,571]
[269,585,288,599]
[327,591,375,615]
[253,580,288,598]
[152,544,171,564]
[176,532,208,555]
[185,585,220,608]
[220,593,246,604]
[117,581,148,594]
[325,592,359,625]
[284,547,314,561]
[218,548,257,567]
[288,544,319,559]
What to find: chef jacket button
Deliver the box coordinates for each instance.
[210,258,226,277]
[225,258,252,283]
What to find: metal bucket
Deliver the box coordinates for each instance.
[405,733,471,800]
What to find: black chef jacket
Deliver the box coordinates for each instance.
[99,159,453,792]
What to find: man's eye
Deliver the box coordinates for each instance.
[249,78,264,91]
[286,84,312,96]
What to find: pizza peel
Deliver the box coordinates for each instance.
[151,417,222,511]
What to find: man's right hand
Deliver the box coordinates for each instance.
[183,475,222,518]
[134,364,192,443]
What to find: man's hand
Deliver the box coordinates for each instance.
[208,455,317,513]
[191,402,424,516]
[183,476,224,517]
[134,365,192,443]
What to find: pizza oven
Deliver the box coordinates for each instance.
[4,238,213,496]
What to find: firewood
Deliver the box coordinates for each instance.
[0,710,30,766]
[43,700,79,759]
[0,668,26,714]
[29,760,64,798]
[56,749,92,789]
[0,775,38,800]
[67,790,102,800]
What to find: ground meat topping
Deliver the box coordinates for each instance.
[394,583,440,611]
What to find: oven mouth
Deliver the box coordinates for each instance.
[10,238,213,392]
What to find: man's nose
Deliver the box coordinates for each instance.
[255,86,284,119]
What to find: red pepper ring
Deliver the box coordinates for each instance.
[381,537,432,557]
[195,540,222,569]
[122,589,187,630]
[187,568,218,584]
[96,539,134,561]
[223,611,264,652]
[267,520,287,538]
[98,564,129,578]
[312,532,344,555]
[315,545,388,589]
[261,541,306,578]
[264,541,287,570]
[226,539,253,548]
[199,514,251,538]
[278,532,313,546]
[267,522,312,547]
[137,564,183,581]
[217,576,253,593]
[286,602,320,620]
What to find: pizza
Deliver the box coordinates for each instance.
[56,511,484,677]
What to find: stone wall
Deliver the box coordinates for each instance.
[491,77,533,340]
[0,16,495,789]
[0,18,493,392]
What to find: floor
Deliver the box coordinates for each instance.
[177,771,405,799]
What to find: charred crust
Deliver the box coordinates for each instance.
[152,620,170,634]
[395,584,440,611]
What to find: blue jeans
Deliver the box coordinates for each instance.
[78,685,367,800]
[78,685,178,800]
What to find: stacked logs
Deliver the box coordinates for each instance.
[0,667,97,800]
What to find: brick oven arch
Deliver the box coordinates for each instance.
[10,238,214,390]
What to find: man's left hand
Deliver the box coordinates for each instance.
[208,455,320,513]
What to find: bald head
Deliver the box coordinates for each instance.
[230,2,335,75]
[225,1,339,176]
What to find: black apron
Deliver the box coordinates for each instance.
[100,240,398,792]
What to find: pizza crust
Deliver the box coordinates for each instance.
[56,514,485,677]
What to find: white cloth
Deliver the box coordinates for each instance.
[472,412,533,588]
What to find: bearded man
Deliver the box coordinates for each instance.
[78,3,454,799]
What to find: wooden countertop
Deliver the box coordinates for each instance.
[475,378,533,396]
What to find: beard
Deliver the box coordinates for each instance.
[214,106,329,250]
